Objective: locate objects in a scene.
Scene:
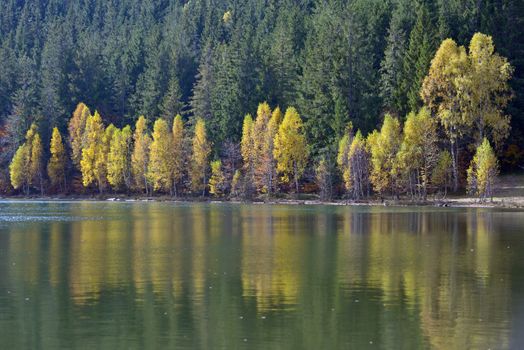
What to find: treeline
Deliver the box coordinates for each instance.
[1,0,524,186]
[6,33,509,201]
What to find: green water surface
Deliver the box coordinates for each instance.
[0,201,523,349]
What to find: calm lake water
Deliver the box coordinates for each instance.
[0,201,523,349]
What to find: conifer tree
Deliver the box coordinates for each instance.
[68,102,91,169]
[80,111,106,192]
[9,144,29,193]
[262,106,282,194]
[9,123,43,195]
[240,114,255,195]
[107,125,132,191]
[148,119,175,194]
[47,127,67,192]
[172,114,185,196]
[253,102,272,192]
[209,160,226,197]
[367,114,401,197]
[131,116,151,195]
[273,107,308,194]
[190,118,211,195]
[30,132,44,195]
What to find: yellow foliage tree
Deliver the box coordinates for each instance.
[273,107,308,194]
[80,111,106,192]
[253,102,272,192]
[107,125,132,191]
[367,114,401,196]
[148,119,175,194]
[209,160,226,197]
[190,118,211,195]
[467,138,498,201]
[131,116,152,194]
[9,123,43,195]
[68,102,91,169]
[395,107,438,199]
[172,114,185,196]
[240,113,255,188]
[47,127,67,192]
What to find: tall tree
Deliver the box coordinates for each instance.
[273,107,308,194]
[131,116,151,194]
[190,118,211,195]
[68,102,91,169]
[172,114,185,196]
[80,111,106,192]
[47,127,67,192]
[107,125,132,191]
[148,119,175,194]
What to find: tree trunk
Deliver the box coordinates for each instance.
[450,140,459,192]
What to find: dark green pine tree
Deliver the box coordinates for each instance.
[379,0,414,115]
[161,72,185,121]
[190,42,214,123]
[401,3,438,115]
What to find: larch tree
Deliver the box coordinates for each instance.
[190,118,211,195]
[273,107,308,194]
[467,138,498,201]
[367,114,401,197]
[148,118,175,194]
[262,107,282,194]
[80,111,106,192]
[107,125,132,191]
[336,125,353,197]
[253,102,272,192]
[47,127,67,192]
[9,123,43,195]
[209,160,226,197]
[240,113,255,196]
[172,114,185,196]
[347,131,370,200]
[68,102,91,169]
[395,108,438,200]
[131,116,151,195]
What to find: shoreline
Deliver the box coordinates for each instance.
[1,194,523,209]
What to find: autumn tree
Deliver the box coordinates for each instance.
[261,106,282,194]
[9,124,43,195]
[209,160,226,197]
[131,116,152,195]
[432,150,453,197]
[461,33,513,147]
[47,127,67,192]
[315,157,332,201]
[190,118,211,195]
[148,119,175,194]
[273,107,308,194]
[240,114,255,196]
[467,138,498,201]
[421,38,468,192]
[395,108,438,200]
[367,114,401,197]
[107,125,132,191]
[253,102,271,192]
[172,114,185,196]
[80,111,106,192]
[68,102,91,169]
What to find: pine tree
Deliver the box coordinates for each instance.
[161,75,185,121]
[190,118,211,195]
[47,127,67,192]
[131,116,151,195]
[273,107,308,194]
[148,119,175,194]
[401,4,437,114]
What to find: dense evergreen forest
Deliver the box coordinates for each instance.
[0,0,523,199]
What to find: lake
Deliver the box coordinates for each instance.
[0,201,523,349]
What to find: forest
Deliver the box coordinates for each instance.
[0,0,523,200]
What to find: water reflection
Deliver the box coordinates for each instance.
[0,202,522,349]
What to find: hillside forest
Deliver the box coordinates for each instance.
[0,0,523,200]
